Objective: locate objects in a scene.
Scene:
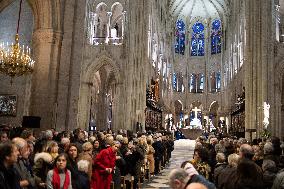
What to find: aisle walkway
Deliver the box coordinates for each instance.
[143,139,196,189]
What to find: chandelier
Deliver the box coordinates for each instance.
[0,0,34,80]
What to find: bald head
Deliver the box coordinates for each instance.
[169,168,189,189]
[12,137,27,150]
[186,183,208,189]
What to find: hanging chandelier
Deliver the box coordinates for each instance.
[0,0,34,79]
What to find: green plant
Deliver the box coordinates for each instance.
[260,128,271,139]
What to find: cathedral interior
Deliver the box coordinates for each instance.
[0,0,284,139]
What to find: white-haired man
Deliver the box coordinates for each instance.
[76,160,90,189]
[169,168,190,189]
[12,137,36,189]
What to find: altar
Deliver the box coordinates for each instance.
[181,128,203,140]
[180,107,203,139]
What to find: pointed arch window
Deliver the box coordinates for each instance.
[175,20,186,55]
[197,73,205,93]
[191,22,205,56]
[216,71,221,92]
[189,74,196,92]
[173,73,177,92]
[211,19,222,54]
[210,71,221,92]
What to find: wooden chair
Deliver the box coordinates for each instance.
[120,176,126,189]
[144,161,150,182]
[110,181,115,189]
[124,174,134,189]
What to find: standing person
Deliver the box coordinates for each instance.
[0,142,21,189]
[76,160,90,189]
[77,142,93,180]
[146,137,155,176]
[92,141,118,189]
[46,153,72,189]
[66,144,79,189]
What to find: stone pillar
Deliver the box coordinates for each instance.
[30,29,63,130]
[244,0,272,139]
[106,12,112,40]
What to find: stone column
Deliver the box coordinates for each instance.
[244,0,272,139]
[106,12,112,40]
[30,29,63,130]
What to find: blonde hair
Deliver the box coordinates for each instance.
[105,135,114,146]
[122,137,128,144]
[228,153,239,167]
[216,153,226,163]
[82,142,93,152]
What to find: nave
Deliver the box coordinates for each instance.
[143,139,195,189]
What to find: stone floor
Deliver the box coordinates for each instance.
[142,139,196,189]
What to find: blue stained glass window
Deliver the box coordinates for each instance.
[216,71,221,91]
[189,74,196,92]
[175,20,186,55]
[199,74,205,91]
[191,22,205,56]
[211,19,222,54]
[173,73,177,91]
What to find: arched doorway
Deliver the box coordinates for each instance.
[78,55,120,131]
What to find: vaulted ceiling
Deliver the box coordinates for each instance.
[169,0,228,20]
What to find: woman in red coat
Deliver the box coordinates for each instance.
[91,141,118,189]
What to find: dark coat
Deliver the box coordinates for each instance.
[76,171,90,189]
[213,163,227,186]
[186,174,216,189]
[112,150,126,189]
[217,165,237,189]
[14,158,36,189]
[66,156,79,189]
[0,163,21,189]
[152,140,164,160]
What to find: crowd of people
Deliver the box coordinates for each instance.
[1,125,284,189]
[0,128,174,189]
[169,135,284,189]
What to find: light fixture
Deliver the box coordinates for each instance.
[0,0,35,82]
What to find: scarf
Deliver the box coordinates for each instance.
[52,167,70,189]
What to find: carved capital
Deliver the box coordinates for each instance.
[32,29,63,45]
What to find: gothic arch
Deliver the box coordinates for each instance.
[28,0,63,31]
[78,54,121,129]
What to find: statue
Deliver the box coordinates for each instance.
[154,80,159,101]
[263,102,270,129]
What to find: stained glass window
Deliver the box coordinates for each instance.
[173,73,177,91]
[191,22,205,56]
[211,19,222,54]
[198,73,205,93]
[216,71,221,91]
[189,74,196,92]
[177,72,184,92]
[210,72,216,92]
[175,20,186,55]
